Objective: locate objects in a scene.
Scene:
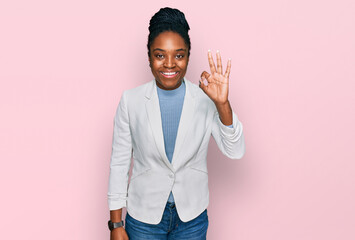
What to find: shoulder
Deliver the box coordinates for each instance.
[123,80,153,99]
[116,80,153,112]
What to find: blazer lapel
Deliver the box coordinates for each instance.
[145,80,174,171]
[171,79,196,169]
[145,78,197,172]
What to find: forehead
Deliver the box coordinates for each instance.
[151,31,186,50]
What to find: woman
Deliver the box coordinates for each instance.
[108,7,245,240]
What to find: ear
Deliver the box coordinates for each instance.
[148,51,151,65]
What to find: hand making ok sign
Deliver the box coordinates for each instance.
[199,50,231,105]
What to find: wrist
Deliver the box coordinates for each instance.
[111,226,125,232]
[110,208,122,223]
[108,220,124,231]
[215,100,230,110]
[215,100,233,126]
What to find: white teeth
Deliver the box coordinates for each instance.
[161,72,177,76]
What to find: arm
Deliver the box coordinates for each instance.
[108,91,131,239]
[212,101,245,159]
[108,90,132,212]
[110,208,123,223]
[110,209,128,239]
[199,50,245,159]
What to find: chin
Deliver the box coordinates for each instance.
[157,79,182,90]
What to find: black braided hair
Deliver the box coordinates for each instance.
[147,7,191,58]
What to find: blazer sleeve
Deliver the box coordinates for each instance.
[107,91,132,210]
[211,109,246,159]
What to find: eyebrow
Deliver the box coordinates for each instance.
[153,48,186,52]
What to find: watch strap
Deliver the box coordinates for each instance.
[108,220,124,231]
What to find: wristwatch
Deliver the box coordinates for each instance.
[108,220,124,231]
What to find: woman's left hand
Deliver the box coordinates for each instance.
[199,50,231,105]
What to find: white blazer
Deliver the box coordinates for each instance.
[108,78,245,224]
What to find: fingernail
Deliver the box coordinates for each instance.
[208,49,211,52]
[217,50,220,53]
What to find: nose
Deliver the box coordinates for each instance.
[163,55,175,68]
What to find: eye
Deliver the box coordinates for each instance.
[156,54,164,59]
[176,55,184,59]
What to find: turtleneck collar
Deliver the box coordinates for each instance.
[156,79,186,99]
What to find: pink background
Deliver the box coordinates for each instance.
[1,0,354,239]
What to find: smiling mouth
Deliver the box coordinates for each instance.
[160,71,179,78]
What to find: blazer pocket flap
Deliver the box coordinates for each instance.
[188,163,208,174]
[130,167,151,181]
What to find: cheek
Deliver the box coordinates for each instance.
[154,59,164,66]
[179,61,188,71]
[151,62,161,72]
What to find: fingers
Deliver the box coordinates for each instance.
[224,58,231,79]
[199,71,210,93]
[200,71,211,82]
[199,77,208,93]
[206,50,231,81]
[208,50,217,74]
[216,50,222,74]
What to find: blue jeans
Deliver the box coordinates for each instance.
[125,201,209,240]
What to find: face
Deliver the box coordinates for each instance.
[149,31,189,90]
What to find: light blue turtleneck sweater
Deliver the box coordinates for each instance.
[156,80,232,203]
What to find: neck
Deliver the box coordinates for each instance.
[156,80,185,98]
[156,79,184,91]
